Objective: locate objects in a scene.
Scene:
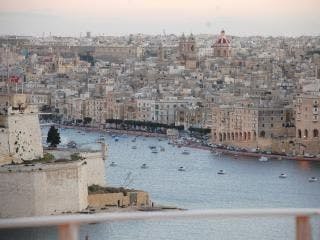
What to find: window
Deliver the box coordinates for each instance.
[304,129,308,138]
[313,129,319,138]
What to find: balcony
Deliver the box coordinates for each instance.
[0,208,319,240]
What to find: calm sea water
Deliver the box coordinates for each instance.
[1,127,320,240]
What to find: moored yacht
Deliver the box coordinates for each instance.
[141,163,148,169]
[110,162,117,167]
[259,156,269,162]
[151,148,158,153]
[308,177,318,182]
[178,166,186,171]
[279,173,287,178]
[182,149,190,155]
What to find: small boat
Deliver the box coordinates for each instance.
[259,156,269,162]
[217,170,226,175]
[132,138,136,142]
[149,145,157,149]
[178,166,186,171]
[131,146,137,149]
[182,149,190,155]
[110,162,117,167]
[98,136,105,141]
[308,177,318,182]
[67,141,77,148]
[114,137,119,142]
[158,138,163,142]
[279,173,287,178]
[160,146,165,152]
[141,163,148,169]
[151,148,158,153]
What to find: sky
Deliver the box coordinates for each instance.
[0,0,319,36]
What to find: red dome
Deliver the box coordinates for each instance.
[213,30,231,47]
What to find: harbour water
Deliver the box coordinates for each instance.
[1,127,320,240]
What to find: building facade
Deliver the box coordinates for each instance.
[295,94,320,155]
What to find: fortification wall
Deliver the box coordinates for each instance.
[0,162,88,218]
[0,171,37,218]
[88,191,149,208]
[88,193,129,208]
[0,129,15,165]
[80,151,106,186]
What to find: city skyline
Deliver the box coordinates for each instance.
[0,0,320,36]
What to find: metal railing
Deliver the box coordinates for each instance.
[0,208,319,240]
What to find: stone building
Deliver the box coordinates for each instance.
[295,94,320,155]
[212,30,232,58]
[211,101,295,153]
[178,34,197,69]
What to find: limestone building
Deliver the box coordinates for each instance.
[295,94,320,155]
[211,100,296,153]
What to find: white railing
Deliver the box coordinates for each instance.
[0,208,319,240]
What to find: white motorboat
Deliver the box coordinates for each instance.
[110,162,117,167]
[66,141,77,149]
[141,163,148,169]
[308,177,318,182]
[217,170,226,175]
[178,166,186,171]
[279,173,287,178]
[182,149,190,155]
[259,156,269,162]
[151,148,158,153]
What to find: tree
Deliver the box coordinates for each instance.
[46,126,61,148]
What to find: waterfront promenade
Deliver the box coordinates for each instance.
[52,124,320,162]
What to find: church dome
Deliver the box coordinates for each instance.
[213,30,231,46]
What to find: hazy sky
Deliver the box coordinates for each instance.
[0,0,319,36]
